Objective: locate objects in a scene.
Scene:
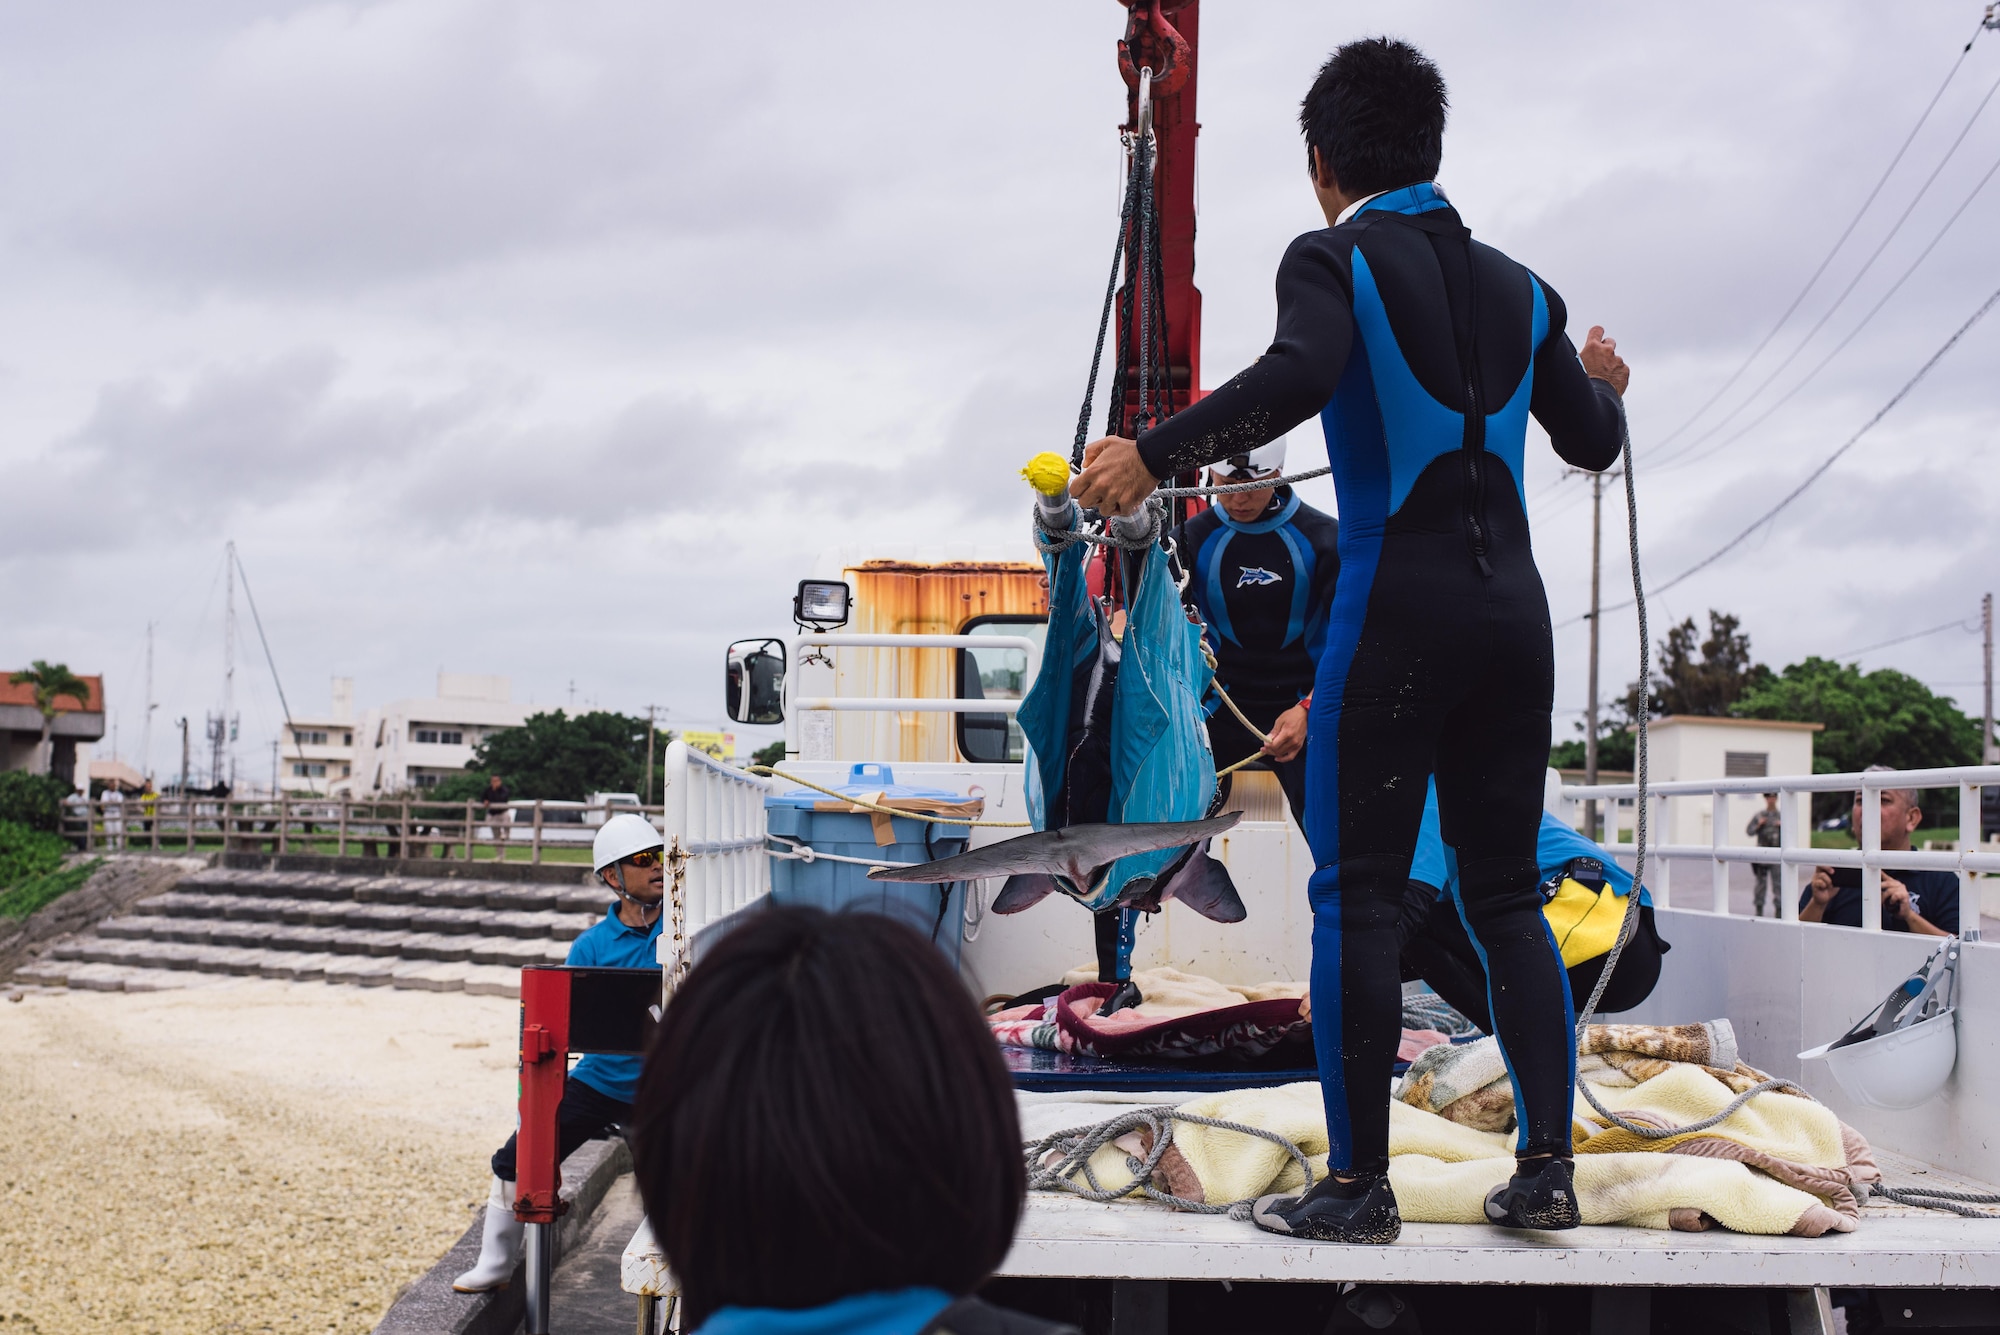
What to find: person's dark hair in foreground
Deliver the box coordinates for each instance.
[634,906,1076,1335]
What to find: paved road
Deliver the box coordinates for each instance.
[547,1171,654,1334]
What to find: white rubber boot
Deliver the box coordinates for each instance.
[452,1176,523,1292]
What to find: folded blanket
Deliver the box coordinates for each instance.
[1026,1022,1880,1237]
[1041,1079,1856,1237]
[992,968,1442,1063]
[1398,1021,1744,1133]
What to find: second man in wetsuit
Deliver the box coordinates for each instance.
[1184,436,1340,827]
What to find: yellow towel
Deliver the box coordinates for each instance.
[1388,1152,1831,1233]
[1050,1076,1853,1235]
[1575,1062,1846,1166]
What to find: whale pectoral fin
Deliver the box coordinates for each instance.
[992,873,1062,915]
[1159,845,1247,924]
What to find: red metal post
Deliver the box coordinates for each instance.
[1115,0,1202,437]
[515,965,573,1225]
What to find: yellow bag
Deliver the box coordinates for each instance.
[1542,877,1629,968]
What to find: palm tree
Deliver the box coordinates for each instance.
[9,660,90,776]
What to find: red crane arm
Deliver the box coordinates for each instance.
[1115,0,1202,432]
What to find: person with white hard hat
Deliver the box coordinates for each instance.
[1180,434,1340,828]
[453,811,668,1293]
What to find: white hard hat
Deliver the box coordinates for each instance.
[1213,435,1286,480]
[1800,1009,1956,1110]
[592,812,665,874]
[1799,938,1959,1110]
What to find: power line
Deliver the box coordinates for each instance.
[1638,20,1989,459]
[1560,279,2000,628]
[1830,618,1982,660]
[232,548,317,796]
[1650,136,2000,475]
[1646,57,2000,470]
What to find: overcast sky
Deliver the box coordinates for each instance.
[3,0,1997,784]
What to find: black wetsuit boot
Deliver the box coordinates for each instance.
[1484,1156,1582,1230]
[1251,1171,1401,1244]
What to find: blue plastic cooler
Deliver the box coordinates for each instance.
[764,763,972,967]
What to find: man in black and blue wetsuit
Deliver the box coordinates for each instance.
[1184,435,1341,826]
[1075,37,1630,1242]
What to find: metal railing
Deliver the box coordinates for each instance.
[782,632,1037,756]
[1563,764,2000,932]
[57,794,665,865]
[663,739,771,942]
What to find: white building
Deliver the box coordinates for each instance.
[338,673,530,797]
[1647,715,1822,848]
[279,676,358,795]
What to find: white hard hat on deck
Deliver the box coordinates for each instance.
[1212,435,1286,480]
[592,812,665,875]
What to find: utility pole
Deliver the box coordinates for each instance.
[177,717,190,793]
[141,621,156,781]
[644,706,657,805]
[642,705,669,805]
[1584,472,1603,841]
[223,539,238,790]
[1983,591,1994,765]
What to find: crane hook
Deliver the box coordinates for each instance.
[1117,1,1191,102]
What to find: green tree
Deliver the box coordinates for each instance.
[0,771,71,832]
[466,710,673,800]
[7,660,89,776]
[1734,657,1980,820]
[1628,610,1769,719]
[750,740,786,770]
[1559,609,1765,774]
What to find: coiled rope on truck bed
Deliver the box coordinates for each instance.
[1025,1105,1315,1220]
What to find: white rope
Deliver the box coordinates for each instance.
[1025,1105,1315,1220]
[764,834,919,869]
[1155,466,1332,497]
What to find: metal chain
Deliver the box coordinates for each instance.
[1072,138,1141,470]
[1025,1105,1316,1220]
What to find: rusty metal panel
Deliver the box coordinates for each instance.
[832,562,1048,764]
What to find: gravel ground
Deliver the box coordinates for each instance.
[0,980,520,1334]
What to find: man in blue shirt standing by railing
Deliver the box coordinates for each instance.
[454,812,668,1293]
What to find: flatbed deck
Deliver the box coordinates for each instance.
[619,1147,2000,1300]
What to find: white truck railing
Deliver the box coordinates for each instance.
[782,632,1037,754]
[660,740,772,956]
[1564,764,2000,932]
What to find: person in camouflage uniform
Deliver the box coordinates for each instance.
[1747,793,1782,917]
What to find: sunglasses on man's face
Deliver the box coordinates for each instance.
[623,850,664,869]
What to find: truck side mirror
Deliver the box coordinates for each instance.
[726,639,786,725]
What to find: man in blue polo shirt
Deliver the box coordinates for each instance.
[454,812,667,1293]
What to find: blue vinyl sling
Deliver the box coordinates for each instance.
[1018,537,1218,912]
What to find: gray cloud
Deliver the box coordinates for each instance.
[3,0,1997,779]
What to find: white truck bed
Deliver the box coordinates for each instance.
[997,1149,2000,1290]
[623,1149,2000,1298]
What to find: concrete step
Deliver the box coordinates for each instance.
[175,867,606,914]
[59,923,570,969]
[21,949,524,997]
[122,892,596,939]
